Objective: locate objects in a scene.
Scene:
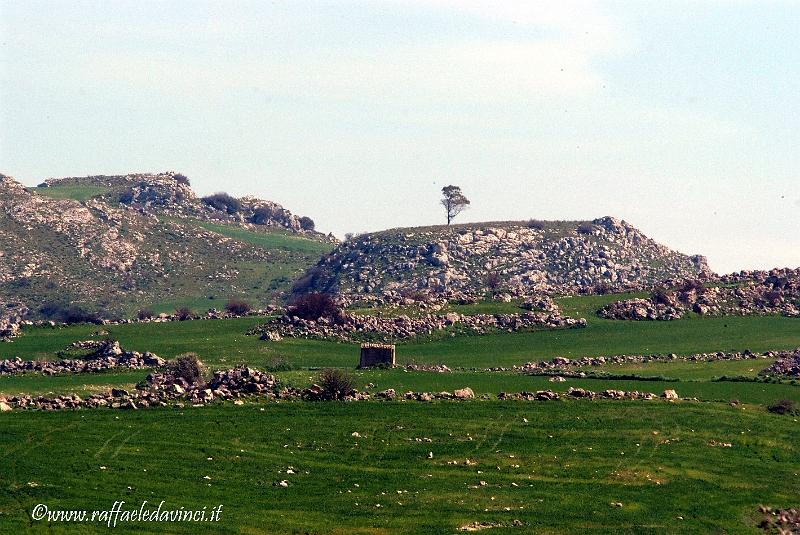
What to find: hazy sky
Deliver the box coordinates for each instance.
[1,1,798,273]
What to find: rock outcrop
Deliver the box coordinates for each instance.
[250,309,585,343]
[297,217,711,299]
[600,269,800,321]
[0,173,332,317]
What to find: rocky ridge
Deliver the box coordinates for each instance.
[251,309,585,343]
[40,172,323,234]
[600,269,800,321]
[0,173,331,317]
[298,217,710,299]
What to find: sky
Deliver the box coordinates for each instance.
[1,0,798,274]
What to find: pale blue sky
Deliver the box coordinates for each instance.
[1,1,798,273]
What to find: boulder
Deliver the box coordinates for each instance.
[453,387,475,399]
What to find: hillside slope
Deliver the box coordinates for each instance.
[0,173,334,318]
[298,218,711,299]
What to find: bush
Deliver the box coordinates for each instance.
[169,353,207,385]
[527,219,545,230]
[175,306,193,321]
[118,189,135,204]
[251,206,278,225]
[265,356,296,372]
[291,267,326,296]
[318,368,355,400]
[593,282,611,295]
[299,216,315,231]
[484,271,502,291]
[173,173,190,186]
[576,223,595,235]
[202,192,242,214]
[136,308,155,320]
[225,298,252,315]
[290,292,340,321]
[767,399,798,415]
[39,302,102,324]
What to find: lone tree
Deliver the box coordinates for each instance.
[440,185,470,225]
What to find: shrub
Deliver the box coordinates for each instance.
[265,356,296,372]
[576,223,595,235]
[317,368,355,400]
[173,173,190,186]
[169,353,207,384]
[175,306,193,321]
[593,282,611,295]
[290,292,340,321]
[527,219,545,230]
[767,399,797,415]
[484,271,502,291]
[251,206,278,225]
[136,308,155,320]
[225,298,252,315]
[118,189,135,204]
[299,216,315,231]
[40,302,102,324]
[202,192,242,214]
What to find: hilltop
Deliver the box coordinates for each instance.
[0,173,335,319]
[297,217,711,299]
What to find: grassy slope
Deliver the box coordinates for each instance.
[20,185,334,314]
[1,402,798,534]
[32,184,110,201]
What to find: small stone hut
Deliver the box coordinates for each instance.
[359,343,396,368]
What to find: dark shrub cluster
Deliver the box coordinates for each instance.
[118,189,135,204]
[317,368,355,400]
[225,298,252,315]
[291,267,325,296]
[289,292,340,321]
[173,173,190,186]
[767,399,797,415]
[175,306,193,321]
[299,216,315,231]
[136,308,155,320]
[527,219,545,230]
[169,353,207,384]
[202,192,242,214]
[251,206,279,225]
[484,271,502,291]
[39,302,102,324]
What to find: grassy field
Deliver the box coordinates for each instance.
[1,294,799,533]
[1,401,798,534]
[32,184,110,201]
[183,219,334,255]
[3,298,799,369]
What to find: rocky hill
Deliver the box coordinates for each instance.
[297,217,711,299]
[0,173,334,320]
[38,172,320,233]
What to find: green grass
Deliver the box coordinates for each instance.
[32,185,110,201]
[585,358,776,381]
[0,369,146,397]
[174,218,334,255]
[2,291,800,533]
[4,298,800,370]
[1,401,798,534]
